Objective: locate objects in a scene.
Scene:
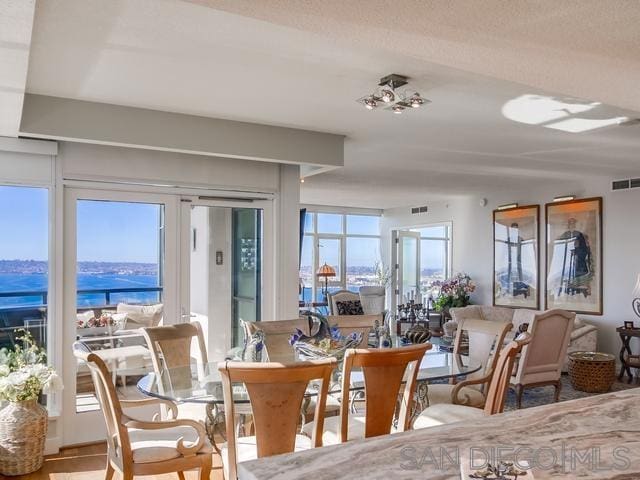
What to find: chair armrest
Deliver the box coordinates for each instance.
[570,324,598,341]
[120,397,178,419]
[451,370,493,406]
[122,415,207,457]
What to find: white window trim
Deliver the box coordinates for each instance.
[301,210,382,302]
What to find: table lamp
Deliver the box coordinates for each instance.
[316,263,336,297]
[633,274,640,319]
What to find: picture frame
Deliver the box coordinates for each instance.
[493,205,540,309]
[624,321,635,330]
[545,197,603,315]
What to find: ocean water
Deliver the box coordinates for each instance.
[0,273,161,308]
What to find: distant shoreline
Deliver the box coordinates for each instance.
[0,260,158,275]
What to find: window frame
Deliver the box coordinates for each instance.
[301,210,382,303]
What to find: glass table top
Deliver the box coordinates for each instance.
[137,343,481,405]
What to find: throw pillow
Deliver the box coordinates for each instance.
[336,300,364,315]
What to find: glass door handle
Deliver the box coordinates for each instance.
[181,313,197,318]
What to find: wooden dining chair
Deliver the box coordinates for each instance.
[72,342,212,480]
[243,318,310,362]
[327,314,382,347]
[218,358,336,480]
[303,343,432,445]
[427,318,513,408]
[412,333,531,430]
[141,322,208,418]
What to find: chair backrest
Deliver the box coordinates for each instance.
[141,322,208,391]
[72,342,131,470]
[359,286,386,314]
[243,318,311,362]
[513,309,575,384]
[327,290,360,315]
[218,359,336,480]
[450,305,514,324]
[339,343,431,441]
[327,314,382,347]
[484,333,532,414]
[453,318,513,383]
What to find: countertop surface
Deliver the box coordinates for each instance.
[238,389,640,479]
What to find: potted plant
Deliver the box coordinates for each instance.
[0,330,62,476]
[433,273,476,313]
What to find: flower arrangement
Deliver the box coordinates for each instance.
[76,313,118,329]
[433,273,476,311]
[0,330,62,403]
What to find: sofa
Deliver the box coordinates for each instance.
[448,305,598,371]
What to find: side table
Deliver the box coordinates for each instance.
[616,326,640,383]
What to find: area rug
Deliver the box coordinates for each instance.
[502,374,639,411]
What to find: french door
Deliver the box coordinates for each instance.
[395,230,421,306]
[62,188,179,445]
[178,196,273,362]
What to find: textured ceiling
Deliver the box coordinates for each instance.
[189,0,640,113]
[24,0,640,208]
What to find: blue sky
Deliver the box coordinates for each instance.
[0,186,48,261]
[0,186,161,264]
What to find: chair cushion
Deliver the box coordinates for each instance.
[117,303,163,329]
[221,435,312,478]
[128,424,212,464]
[413,403,486,430]
[336,300,364,315]
[302,414,368,446]
[426,383,485,408]
[305,394,341,415]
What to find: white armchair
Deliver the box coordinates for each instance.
[327,290,360,315]
[510,309,575,408]
[359,286,385,315]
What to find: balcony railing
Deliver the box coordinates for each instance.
[0,286,163,311]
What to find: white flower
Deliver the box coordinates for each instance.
[0,365,9,377]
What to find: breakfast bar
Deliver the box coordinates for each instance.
[238,390,640,480]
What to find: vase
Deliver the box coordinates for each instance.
[0,399,48,476]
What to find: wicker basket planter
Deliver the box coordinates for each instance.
[0,399,48,476]
[568,351,615,393]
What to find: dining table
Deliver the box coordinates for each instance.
[236,389,640,479]
[136,339,481,450]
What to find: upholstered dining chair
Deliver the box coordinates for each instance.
[359,286,386,315]
[218,359,336,480]
[327,289,360,315]
[510,309,575,408]
[72,342,212,480]
[303,343,432,445]
[327,314,383,346]
[413,333,531,429]
[427,318,513,408]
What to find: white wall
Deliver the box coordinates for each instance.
[382,176,640,356]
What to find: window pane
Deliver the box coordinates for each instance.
[420,239,446,294]
[299,235,313,302]
[303,212,314,233]
[0,186,48,351]
[318,238,340,278]
[346,215,380,235]
[414,225,448,238]
[317,213,342,234]
[346,237,380,291]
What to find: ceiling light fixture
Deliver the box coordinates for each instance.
[357,73,430,114]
